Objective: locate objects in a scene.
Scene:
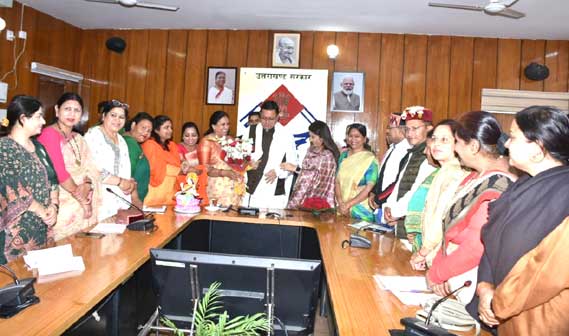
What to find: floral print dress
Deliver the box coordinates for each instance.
[0,137,55,264]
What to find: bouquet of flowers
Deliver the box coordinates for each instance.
[301,197,334,216]
[218,136,254,173]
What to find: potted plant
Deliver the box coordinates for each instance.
[161,282,271,336]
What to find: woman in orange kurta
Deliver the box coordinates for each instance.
[142,115,188,206]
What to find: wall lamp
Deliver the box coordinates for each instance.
[327,44,339,59]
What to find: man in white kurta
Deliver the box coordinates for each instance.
[207,71,234,104]
[242,100,298,209]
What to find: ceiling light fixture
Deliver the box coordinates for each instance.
[327,44,339,59]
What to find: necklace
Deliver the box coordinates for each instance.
[56,123,82,166]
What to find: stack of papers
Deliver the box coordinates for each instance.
[24,244,85,276]
[143,205,167,213]
[90,223,127,234]
[374,275,439,306]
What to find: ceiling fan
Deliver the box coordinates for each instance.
[84,0,179,12]
[429,0,525,19]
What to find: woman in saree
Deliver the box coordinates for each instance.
[335,123,378,222]
[426,111,515,303]
[471,106,569,335]
[0,96,58,263]
[85,100,138,220]
[408,120,468,262]
[198,111,244,207]
[38,92,100,240]
[123,112,153,202]
[142,115,188,206]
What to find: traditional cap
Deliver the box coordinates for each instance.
[401,106,433,123]
[388,113,402,127]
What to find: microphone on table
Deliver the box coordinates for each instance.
[0,264,39,318]
[425,281,472,326]
[395,281,472,336]
[105,187,156,232]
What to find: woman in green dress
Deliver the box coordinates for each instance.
[0,96,59,264]
[123,112,153,202]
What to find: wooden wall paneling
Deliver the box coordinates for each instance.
[182,30,207,134]
[144,30,168,116]
[14,4,38,100]
[425,35,451,122]
[520,39,545,91]
[355,33,381,153]
[544,40,569,92]
[124,30,149,115]
[311,31,336,135]
[246,30,270,68]
[401,34,428,109]
[448,36,474,117]
[162,30,188,135]
[0,3,30,102]
[225,30,249,131]
[204,30,229,129]
[497,39,521,90]
[299,31,314,69]
[379,34,404,121]
[471,38,498,111]
[88,30,113,124]
[107,30,129,100]
[76,30,97,125]
[331,32,359,146]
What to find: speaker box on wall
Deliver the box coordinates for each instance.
[106,37,127,54]
[524,62,549,81]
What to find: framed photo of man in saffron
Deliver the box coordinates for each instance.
[272,33,301,68]
[206,67,237,105]
[330,71,365,113]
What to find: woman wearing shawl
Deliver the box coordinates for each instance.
[407,120,468,261]
[426,112,515,303]
[38,93,101,240]
[470,106,569,335]
[142,115,188,206]
[335,123,378,222]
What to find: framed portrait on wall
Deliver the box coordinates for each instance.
[272,33,300,68]
[206,67,237,105]
[330,71,365,112]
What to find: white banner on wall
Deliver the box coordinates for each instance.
[237,67,328,162]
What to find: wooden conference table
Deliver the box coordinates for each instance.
[0,208,484,335]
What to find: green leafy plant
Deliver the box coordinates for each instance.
[161,282,271,336]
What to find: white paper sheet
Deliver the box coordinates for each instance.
[374,274,439,306]
[90,223,127,234]
[143,205,167,213]
[374,274,430,292]
[24,244,85,276]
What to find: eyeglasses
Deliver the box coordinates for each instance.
[404,125,426,133]
[111,99,129,109]
[430,135,454,145]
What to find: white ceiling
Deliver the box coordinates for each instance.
[17,0,569,40]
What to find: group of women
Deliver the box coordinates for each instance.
[1,92,568,334]
[403,108,569,334]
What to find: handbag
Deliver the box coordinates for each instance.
[416,298,480,335]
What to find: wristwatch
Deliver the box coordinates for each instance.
[295,166,301,174]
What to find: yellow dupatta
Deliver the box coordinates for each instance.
[337,150,376,203]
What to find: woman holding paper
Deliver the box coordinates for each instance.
[0,96,59,263]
